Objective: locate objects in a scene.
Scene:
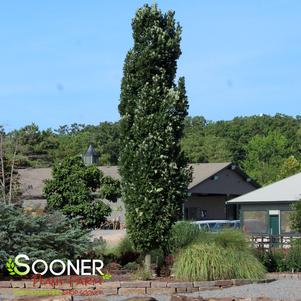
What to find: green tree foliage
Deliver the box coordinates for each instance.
[99,176,121,202]
[182,116,232,163]
[278,156,301,180]
[9,123,58,167]
[207,114,301,163]
[0,204,90,272]
[286,239,301,272]
[242,131,290,185]
[3,113,301,186]
[44,156,111,228]
[182,134,232,163]
[3,122,120,168]
[119,4,191,253]
[51,122,120,166]
[290,199,301,233]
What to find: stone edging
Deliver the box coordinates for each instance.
[171,295,279,301]
[267,272,301,280]
[0,279,276,296]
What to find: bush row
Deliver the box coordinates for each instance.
[255,240,301,273]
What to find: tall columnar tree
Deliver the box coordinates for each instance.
[119,4,191,257]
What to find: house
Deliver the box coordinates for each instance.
[185,163,259,220]
[227,172,301,235]
[18,162,258,223]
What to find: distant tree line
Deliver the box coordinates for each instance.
[182,114,301,185]
[1,113,301,186]
[2,122,120,167]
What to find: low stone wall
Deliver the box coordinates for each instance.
[0,295,282,301]
[0,279,275,297]
[172,295,278,301]
[266,272,301,279]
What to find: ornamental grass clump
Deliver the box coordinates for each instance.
[173,230,266,281]
[212,229,249,251]
[168,221,200,254]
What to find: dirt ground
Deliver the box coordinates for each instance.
[91,229,126,246]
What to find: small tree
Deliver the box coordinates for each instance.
[0,128,20,204]
[119,4,191,267]
[290,199,301,233]
[44,156,111,228]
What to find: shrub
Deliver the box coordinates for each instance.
[0,204,91,273]
[168,221,200,254]
[115,236,135,255]
[106,236,140,266]
[290,199,301,233]
[255,249,287,272]
[150,248,165,268]
[123,262,140,271]
[173,242,265,281]
[88,238,107,259]
[273,250,287,272]
[118,251,140,266]
[105,262,122,271]
[133,266,152,280]
[287,239,301,272]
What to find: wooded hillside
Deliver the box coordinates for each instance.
[2,113,301,185]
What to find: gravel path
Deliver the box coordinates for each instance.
[93,279,301,301]
[183,279,301,301]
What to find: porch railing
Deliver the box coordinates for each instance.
[250,234,301,249]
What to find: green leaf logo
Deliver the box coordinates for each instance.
[6,258,16,276]
[102,272,112,280]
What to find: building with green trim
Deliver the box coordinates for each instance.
[227,173,301,235]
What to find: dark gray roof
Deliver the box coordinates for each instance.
[189,162,231,189]
[227,172,301,204]
[100,163,234,189]
[18,163,243,198]
[84,144,98,157]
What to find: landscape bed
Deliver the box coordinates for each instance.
[0,278,276,296]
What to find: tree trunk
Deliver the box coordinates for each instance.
[144,253,151,272]
[0,133,6,203]
[8,140,18,204]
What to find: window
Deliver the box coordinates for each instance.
[243,211,267,234]
[280,211,292,234]
[185,207,207,220]
[200,210,207,218]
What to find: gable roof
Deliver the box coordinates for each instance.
[83,144,98,157]
[18,162,254,198]
[227,172,301,204]
[189,162,231,189]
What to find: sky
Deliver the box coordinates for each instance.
[0,0,300,131]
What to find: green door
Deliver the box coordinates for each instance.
[269,215,279,236]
